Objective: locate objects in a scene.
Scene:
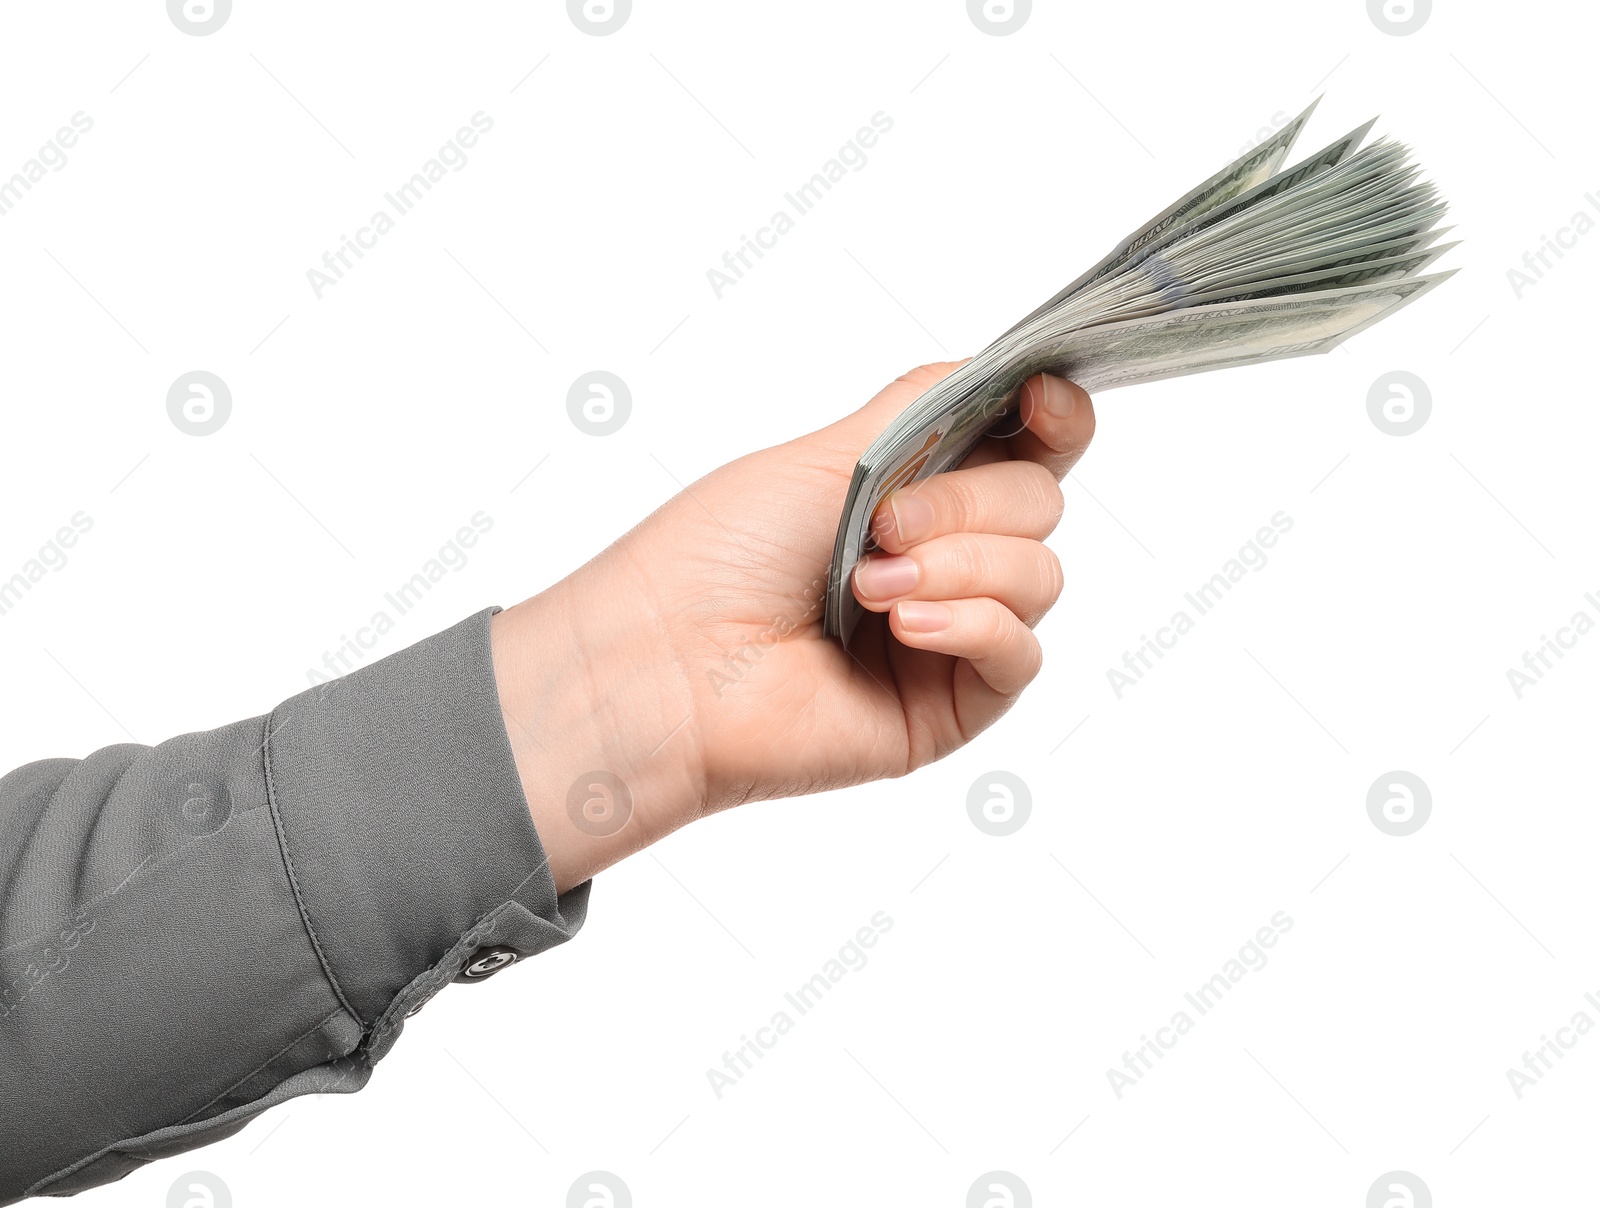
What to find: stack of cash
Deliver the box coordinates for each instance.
[826,99,1455,642]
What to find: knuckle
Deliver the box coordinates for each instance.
[981,599,1015,648]
[1024,636,1049,684]
[1021,462,1065,532]
[1017,546,1063,627]
[1076,387,1097,441]
[944,536,988,591]
[1041,478,1066,531]
[940,473,984,531]
[1019,634,1044,685]
[1038,545,1065,608]
[983,602,1042,692]
[1020,458,1056,490]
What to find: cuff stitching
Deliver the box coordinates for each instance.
[261,708,365,1029]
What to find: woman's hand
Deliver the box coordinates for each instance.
[490,363,1095,892]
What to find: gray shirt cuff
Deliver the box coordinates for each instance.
[1,607,586,1202]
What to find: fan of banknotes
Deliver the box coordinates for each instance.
[825,98,1455,642]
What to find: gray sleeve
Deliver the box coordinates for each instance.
[0,608,588,1203]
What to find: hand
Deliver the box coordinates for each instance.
[490,363,1095,892]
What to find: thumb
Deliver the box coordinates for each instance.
[816,359,971,456]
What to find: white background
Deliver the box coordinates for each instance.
[2,1,1596,1204]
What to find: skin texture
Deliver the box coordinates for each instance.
[490,362,1095,893]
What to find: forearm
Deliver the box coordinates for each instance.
[489,560,708,895]
[0,609,584,1202]
[0,357,1085,1201]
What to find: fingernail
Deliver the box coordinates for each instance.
[1042,376,1078,420]
[889,490,936,545]
[896,600,952,633]
[855,555,919,600]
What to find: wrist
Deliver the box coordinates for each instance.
[488,568,707,894]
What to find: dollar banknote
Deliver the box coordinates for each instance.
[826,102,1455,642]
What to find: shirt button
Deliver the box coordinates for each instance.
[458,945,520,982]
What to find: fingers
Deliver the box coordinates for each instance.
[1010,373,1097,479]
[958,373,1096,479]
[870,459,1064,555]
[849,368,1084,700]
[853,534,1063,626]
[887,597,1043,696]
[867,374,1087,553]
